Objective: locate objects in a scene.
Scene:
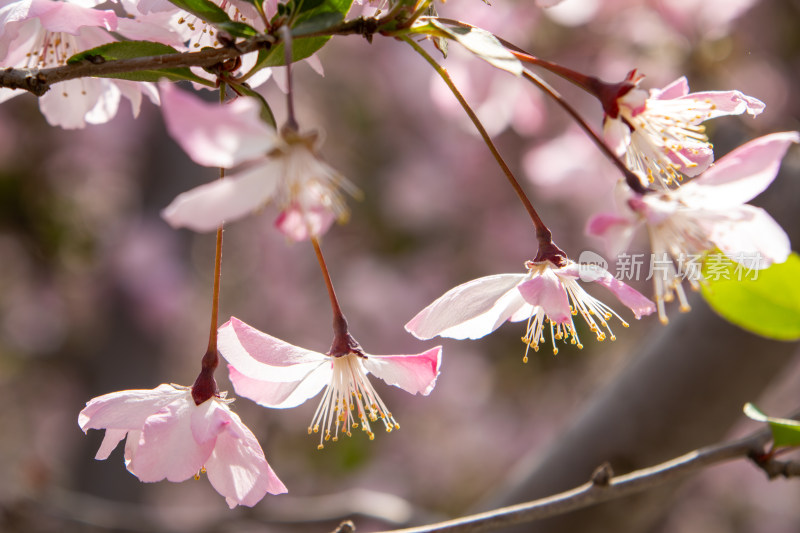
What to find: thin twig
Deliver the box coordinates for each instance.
[401,35,561,257]
[372,426,775,533]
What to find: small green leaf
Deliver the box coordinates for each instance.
[701,252,800,341]
[66,41,211,85]
[166,0,258,37]
[253,0,351,69]
[291,11,344,37]
[215,21,259,37]
[296,0,326,14]
[744,403,800,448]
[415,18,522,76]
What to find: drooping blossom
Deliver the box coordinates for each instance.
[79,383,287,508]
[406,258,655,360]
[218,317,442,449]
[587,131,799,322]
[603,72,765,188]
[0,0,161,129]
[158,81,357,241]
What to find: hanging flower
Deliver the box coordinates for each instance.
[603,72,765,188]
[79,383,286,508]
[217,317,442,449]
[587,131,798,322]
[405,258,655,361]
[158,81,357,241]
[0,0,163,129]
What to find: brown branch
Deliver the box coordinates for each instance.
[372,426,776,533]
[0,15,398,97]
[0,41,263,96]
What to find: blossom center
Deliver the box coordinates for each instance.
[308,353,399,449]
[621,97,717,186]
[25,30,78,69]
[520,270,629,361]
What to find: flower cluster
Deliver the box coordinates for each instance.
[2,0,794,515]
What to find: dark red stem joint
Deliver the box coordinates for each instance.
[191,348,220,405]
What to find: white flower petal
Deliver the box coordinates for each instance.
[161,162,281,232]
[405,274,528,340]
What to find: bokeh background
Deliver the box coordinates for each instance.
[1,0,800,531]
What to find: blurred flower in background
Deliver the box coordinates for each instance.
[0,0,799,532]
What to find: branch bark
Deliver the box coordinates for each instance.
[371,425,783,533]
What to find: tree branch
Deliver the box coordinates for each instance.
[0,41,263,96]
[371,425,779,533]
[0,15,395,97]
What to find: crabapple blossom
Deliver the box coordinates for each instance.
[79,383,287,508]
[587,131,799,323]
[406,258,655,360]
[0,0,161,129]
[158,82,357,240]
[217,317,442,449]
[603,72,765,188]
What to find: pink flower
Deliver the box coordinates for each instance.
[0,0,160,129]
[588,131,799,322]
[218,317,442,449]
[406,259,655,360]
[158,82,356,241]
[79,383,287,508]
[603,72,765,187]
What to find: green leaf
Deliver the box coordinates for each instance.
[700,252,800,341]
[253,0,351,69]
[414,18,522,76]
[165,0,258,37]
[744,403,800,448]
[66,41,211,85]
[291,11,344,37]
[296,0,326,14]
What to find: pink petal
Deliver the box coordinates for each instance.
[191,398,233,444]
[30,0,117,33]
[205,409,287,508]
[274,204,336,242]
[95,429,128,460]
[680,89,765,118]
[703,205,790,268]
[669,144,713,177]
[585,212,638,257]
[362,346,442,396]
[218,317,328,381]
[653,77,689,100]
[517,271,571,323]
[227,364,330,408]
[159,81,277,168]
[561,263,656,319]
[404,274,528,340]
[78,384,186,432]
[161,162,280,232]
[680,132,799,208]
[128,398,214,483]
